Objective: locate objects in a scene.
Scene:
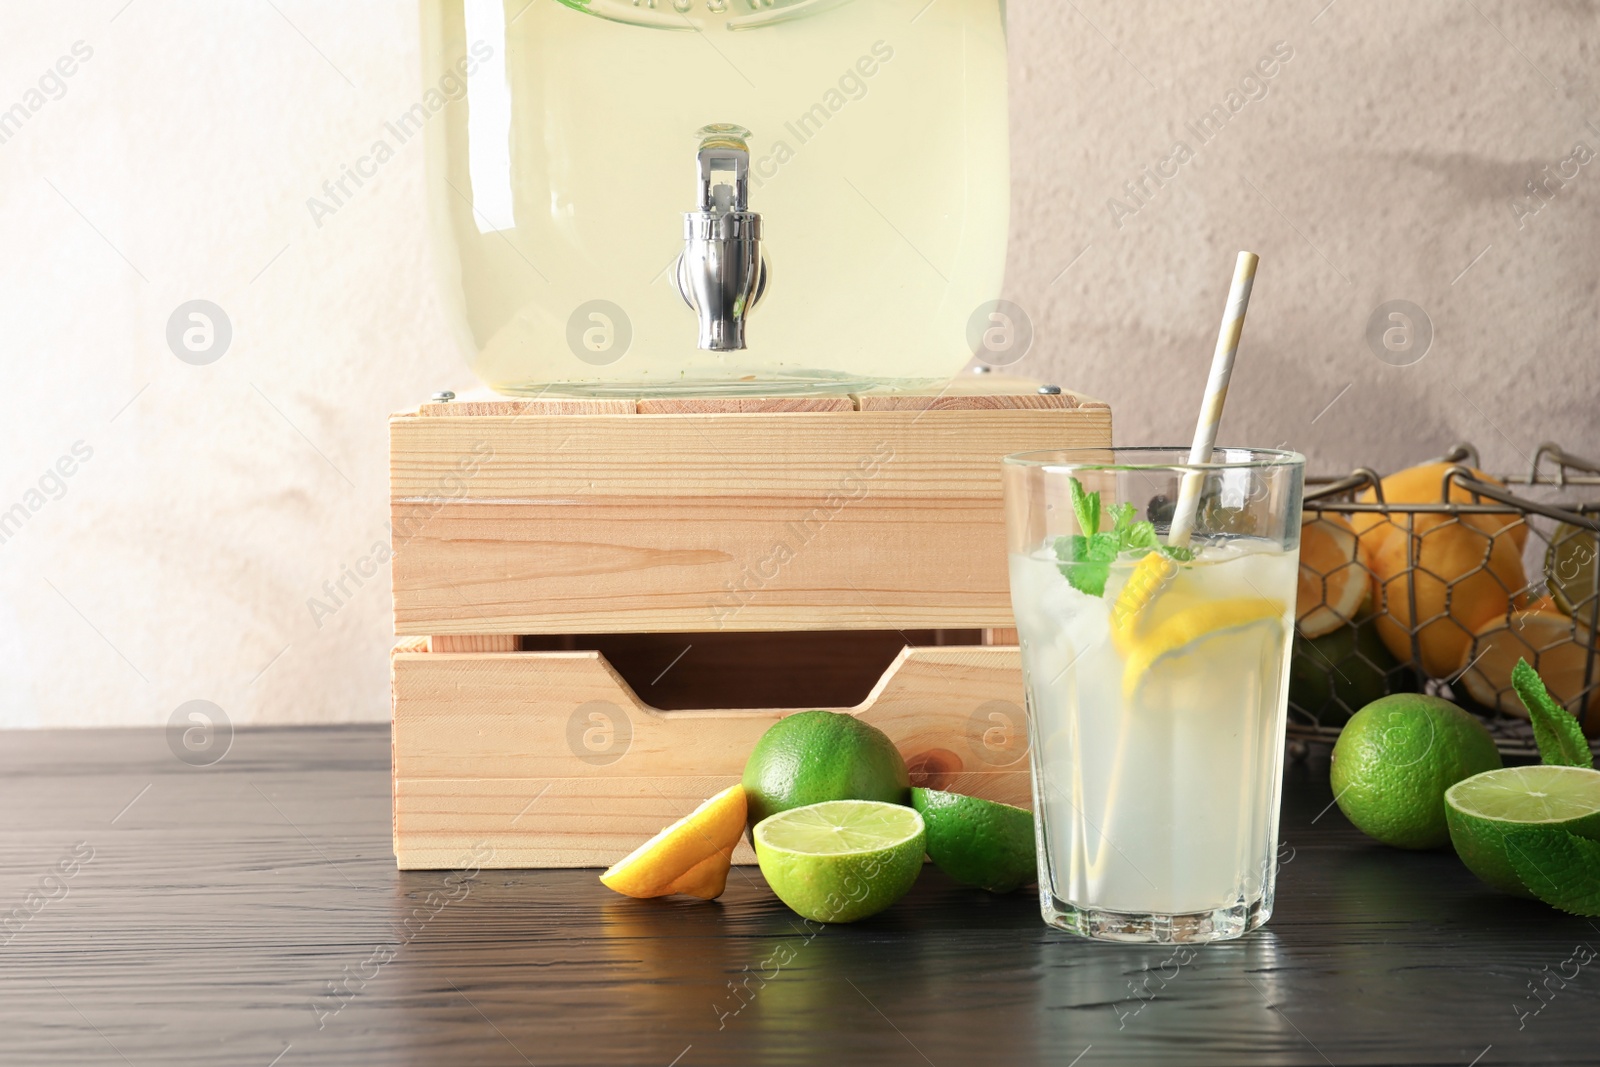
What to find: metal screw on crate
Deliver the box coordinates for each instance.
[1038,384,1061,395]
[431,391,455,403]
[1365,300,1432,367]
[967,299,1034,367]
[167,700,232,767]
[965,699,1028,767]
[566,300,632,367]
[566,700,633,766]
[166,300,232,365]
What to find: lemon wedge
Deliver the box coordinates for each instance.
[1110,551,1179,653]
[1121,597,1285,698]
[600,784,746,900]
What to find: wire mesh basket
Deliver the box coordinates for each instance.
[1290,443,1600,759]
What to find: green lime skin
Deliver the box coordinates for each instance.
[1330,694,1503,849]
[753,802,925,923]
[1446,766,1600,896]
[1547,522,1597,616]
[910,787,1036,893]
[742,710,910,828]
[1289,622,1409,726]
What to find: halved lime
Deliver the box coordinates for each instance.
[753,800,925,923]
[1445,765,1600,895]
[911,788,1036,893]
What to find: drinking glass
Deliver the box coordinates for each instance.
[1002,447,1305,943]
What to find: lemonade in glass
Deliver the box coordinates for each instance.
[1002,447,1305,943]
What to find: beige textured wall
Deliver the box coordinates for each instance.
[1003,1,1599,474]
[0,1,1595,728]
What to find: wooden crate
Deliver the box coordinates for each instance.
[390,382,1112,869]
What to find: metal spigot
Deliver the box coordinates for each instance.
[674,124,767,351]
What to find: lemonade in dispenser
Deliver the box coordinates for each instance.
[422,0,1010,395]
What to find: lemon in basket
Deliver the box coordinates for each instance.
[1296,513,1373,639]
[1457,611,1600,730]
[1368,515,1526,679]
[1345,462,1528,679]
[1351,462,1528,554]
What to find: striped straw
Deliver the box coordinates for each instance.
[1166,250,1260,547]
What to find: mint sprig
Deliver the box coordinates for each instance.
[1055,479,1193,597]
[1513,658,1594,769]
[1505,827,1600,917]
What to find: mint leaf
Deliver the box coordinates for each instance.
[1054,534,1087,563]
[1068,477,1100,537]
[1055,533,1118,597]
[1505,827,1600,916]
[1514,658,1593,769]
[1107,501,1138,536]
[1110,499,1194,561]
[1121,519,1160,551]
[1057,482,1194,595]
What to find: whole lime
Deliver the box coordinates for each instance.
[911,788,1036,893]
[1330,694,1502,849]
[742,710,910,828]
[1289,622,1407,726]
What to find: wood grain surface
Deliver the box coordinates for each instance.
[426,635,519,653]
[2,726,1593,1066]
[390,644,1030,869]
[388,403,1112,635]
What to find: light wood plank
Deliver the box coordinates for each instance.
[393,645,1027,781]
[391,645,1030,868]
[390,408,1107,500]
[393,768,1030,870]
[429,635,520,653]
[390,405,1110,634]
[394,776,759,869]
[393,495,1015,633]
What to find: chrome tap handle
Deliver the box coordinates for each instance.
[694,126,752,214]
[674,124,767,351]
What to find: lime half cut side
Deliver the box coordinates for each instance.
[1446,765,1600,895]
[753,800,926,923]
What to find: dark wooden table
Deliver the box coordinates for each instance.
[2,726,1594,1066]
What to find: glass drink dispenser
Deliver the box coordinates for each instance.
[422,0,1009,395]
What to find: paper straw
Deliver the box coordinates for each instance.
[1166,251,1260,547]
